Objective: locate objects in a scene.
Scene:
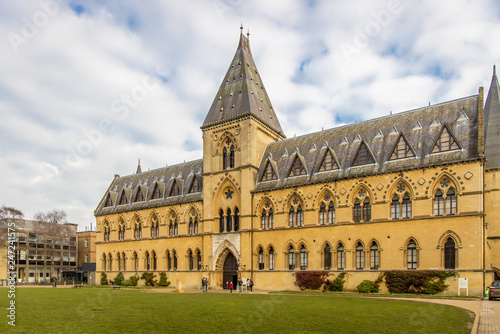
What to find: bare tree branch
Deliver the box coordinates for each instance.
[32,209,72,238]
[0,205,24,245]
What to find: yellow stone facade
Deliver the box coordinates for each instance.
[95,33,500,296]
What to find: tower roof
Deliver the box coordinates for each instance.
[201,31,284,137]
[484,65,500,170]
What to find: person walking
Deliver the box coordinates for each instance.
[249,279,253,293]
[229,281,233,293]
[238,279,242,294]
[201,277,205,292]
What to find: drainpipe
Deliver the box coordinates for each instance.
[482,160,486,297]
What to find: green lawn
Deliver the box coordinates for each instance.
[0,288,473,334]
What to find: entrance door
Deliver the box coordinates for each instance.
[222,252,238,289]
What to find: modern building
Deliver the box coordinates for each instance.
[1,219,78,284]
[94,30,500,295]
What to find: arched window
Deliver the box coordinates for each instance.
[370,242,379,270]
[391,194,400,219]
[189,220,193,235]
[133,252,138,271]
[434,189,444,216]
[234,208,239,231]
[194,217,199,235]
[134,218,142,240]
[258,247,264,270]
[104,223,110,242]
[219,209,225,233]
[324,244,331,270]
[319,203,326,225]
[328,202,335,224]
[108,253,112,271]
[289,207,296,227]
[444,237,456,269]
[353,199,362,222]
[289,199,303,228]
[319,199,335,225]
[118,221,125,241]
[288,245,296,270]
[402,193,412,218]
[300,245,308,270]
[169,222,173,236]
[230,145,235,168]
[223,147,228,170]
[392,192,412,219]
[117,253,122,271]
[337,243,345,270]
[353,191,371,222]
[407,239,418,269]
[167,250,171,271]
[446,189,457,215]
[356,242,364,270]
[152,251,157,271]
[151,216,159,238]
[174,221,178,236]
[102,253,107,271]
[261,209,267,229]
[269,247,275,270]
[189,250,194,271]
[268,209,274,229]
[363,198,371,221]
[122,252,126,271]
[222,138,235,170]
[226,208,232,232]
[145,251,150,271]
[173,250,177,270]
[196,250,202,270]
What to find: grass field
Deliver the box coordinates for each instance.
[0,287,473,333]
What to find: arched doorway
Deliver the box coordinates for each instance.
[223,252,238,289]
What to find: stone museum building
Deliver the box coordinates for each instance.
[94,30,500,295]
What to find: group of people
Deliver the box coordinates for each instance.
[50,276,57,288]
[227,277,254,293]
[201,277,209,292]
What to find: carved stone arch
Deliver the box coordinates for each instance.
[166,208,179,221]
[256,195,276,213]
[266,244,276,253]
[213,177,241,212]
[368,238,380,248]
[427,171,461,197]
[282,239,297,252]
[131,213,142,227]
[117,215,126,228]
[147,210,160,225]
[102,218,111,232]
[385,178,415,202]
[438,230,462,247]
[256,244,265,253]
[321,240,333,249]
[213,240,240,271]
[353,239,365,249]
[296,239,310,250]
[403,237,420,248]
[281,190,306,212]
[216,131,238,154]
[184,205,201,222]
[350,183,374,205]
[315,187,336,209]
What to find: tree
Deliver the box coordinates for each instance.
[0,205,24,245]
[33,209,72,238]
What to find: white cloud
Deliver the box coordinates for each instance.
[0,0,499,230]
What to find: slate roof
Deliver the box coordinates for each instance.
[484,65,500,170]
[95,159,203,217]
[201,32,284,137]
[254,95,480,192]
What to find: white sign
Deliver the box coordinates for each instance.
[458,277,468,296]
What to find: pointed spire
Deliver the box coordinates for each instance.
[136,159,142,174]
[484,65,500,169]
[201,30,284,137]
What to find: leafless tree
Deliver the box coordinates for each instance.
[33,209,73,238]
[0,205,24,244]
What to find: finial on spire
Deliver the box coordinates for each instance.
[247,28,250,39]
[494,64,497,75]
[240,22,243,34]
[136,159,142,174]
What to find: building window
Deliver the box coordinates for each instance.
[319,149,338,172]
[353,192,371,222]
[222,138,235,170]
[226,208,233,232]
[189,221,194,235]
[167,251,171,271]
[289,199,304,227]
[85,254,89,262]
[337,243,345,270]
[122,252,126,271]
[173,251,177,270]
[102,253,106,271]
[288,246,296,270]
[319,197,335,225]
[258,247,264,270]
[219,209,225,233]
[170,180,181,196]
[133,252,139,271]
[84,239,89,248]
[391,192,412,219]
[445,189,457,215]
[407,239,418,269]
[261,160,277,181]
[370,242,379,269]
[261,204,274,230]
[145,251,151,271]
[189,250,194,271]
[390,135,415,160]
[444,237,456,269]
[434,189,444,216]
[234,208,239,231]
[151,216,159,238]
[352,141,375,166]
[104,223,110,242]
[118,222,125,241]
[269,247,275,270]
[432,126,460,153]
[196,250,202,270]
[324,244,331,270]
[356,243,364,270]
[134,219,142,240]
[169,214,178,237]
[189,177,201,193]
[288,155,307,177]
[151,182,162,199]
[300,245,308,270]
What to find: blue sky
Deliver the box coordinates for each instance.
[1,0,499,230]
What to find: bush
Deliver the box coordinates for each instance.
[158,272,170,287]
[294,271,330,290]
[324,272,347,292]
[100,272,108,286]
[141,272,157,287]
[114,272,125,286]
[384,271,456,295]
[123,274,139,287]
[357,280,379,293]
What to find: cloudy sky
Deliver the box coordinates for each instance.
[1,0,499,230]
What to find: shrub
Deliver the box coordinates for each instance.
[384,270,456,294]
[114,272,125,286]
[324,272,347,292]
[158,272,170,287]
[123,274,139,287]
[141,272,158,287]
[357,280,379,293]
[100,272,108,286]
[294,271,330,290]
